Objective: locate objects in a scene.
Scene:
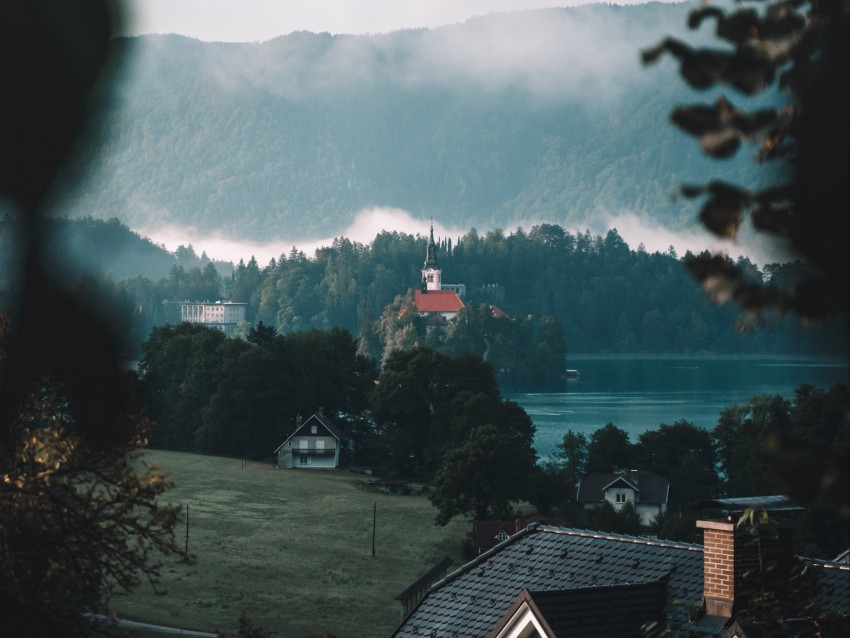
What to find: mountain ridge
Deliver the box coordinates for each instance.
[52,3,784,243]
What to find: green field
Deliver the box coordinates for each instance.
[109,450,469,638]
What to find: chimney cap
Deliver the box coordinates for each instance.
[693,495,803,515]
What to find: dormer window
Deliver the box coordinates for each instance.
[497,530,508,542]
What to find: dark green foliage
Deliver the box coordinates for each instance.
[370,347,531,480]
[635,421,718,507]
[246,320,278,346]
[590,501,643,536]
[555,430,588,488]
[586,423,634,473]
[137,323,377,461]
[651,508,701,544]
[430,424,536,526]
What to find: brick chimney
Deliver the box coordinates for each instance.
[697,517,796,618]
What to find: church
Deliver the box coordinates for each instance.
[413,223,464,327]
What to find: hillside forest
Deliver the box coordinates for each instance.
[51,3,779,242]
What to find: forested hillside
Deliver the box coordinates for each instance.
[52,3,781,241]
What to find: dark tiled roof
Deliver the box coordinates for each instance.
[807,558,850,616]
[390,524,703,638]
[576,470,670,505]
[491,581,667,638]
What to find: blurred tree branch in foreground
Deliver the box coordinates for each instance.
[643,0,849,324]
[0,1,180,635]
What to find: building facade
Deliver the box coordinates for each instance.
[178,301,247,335]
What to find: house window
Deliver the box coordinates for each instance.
[316,440,325,450]
[616,493,627,503]
[311,425,317,434]
[299,439,308,449]
[299,455,308,464]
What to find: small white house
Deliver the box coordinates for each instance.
[274,410,342,470]
[575,468,670,528]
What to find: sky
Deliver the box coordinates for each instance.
[120,1,656,42]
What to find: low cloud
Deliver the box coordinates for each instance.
[142,205,795,271]
[158,4,695,105]
[597,210,797,267]
[139,207,466,265]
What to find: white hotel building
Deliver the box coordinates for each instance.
[178,301,247,335]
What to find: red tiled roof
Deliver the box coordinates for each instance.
[488,304,513,320]
[414,290,464,313]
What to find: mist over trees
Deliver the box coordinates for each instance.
[49,3,778,243]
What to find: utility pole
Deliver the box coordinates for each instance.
[185,503,189,556]
[372,502,377,558]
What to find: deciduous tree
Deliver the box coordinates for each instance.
[430,425,535,525]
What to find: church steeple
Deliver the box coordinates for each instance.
[421,220,442,292]
[424,222,438,269]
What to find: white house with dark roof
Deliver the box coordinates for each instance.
[274,409,342,469]
[576,468,670,528]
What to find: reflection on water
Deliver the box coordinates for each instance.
[509,355,849,461]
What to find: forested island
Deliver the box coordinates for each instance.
[2,216,843,384]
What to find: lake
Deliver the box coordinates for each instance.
[509,354,850,461]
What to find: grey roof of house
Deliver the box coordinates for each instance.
[390,524,704,638]
[576,471,670,505]
[488,581,668,638]
[806,558,850,615]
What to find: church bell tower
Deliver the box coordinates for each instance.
[421,222,441,292]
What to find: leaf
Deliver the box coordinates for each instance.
[716,9,762,44]
[700,128,742,158]
[698,182,753,237]
[723,50,776,94]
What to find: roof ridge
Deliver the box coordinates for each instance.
[532,524,704,551]
[800,557,850,571]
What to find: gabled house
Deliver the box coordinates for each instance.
[390,496,849,638]
[274,409,342,469]
[576,468,669,528]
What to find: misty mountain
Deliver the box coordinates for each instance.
[0,216,230,284]
[54,3,784,242]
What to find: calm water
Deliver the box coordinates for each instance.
[509,355,850,461]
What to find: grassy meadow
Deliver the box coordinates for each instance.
[111,450,469,638]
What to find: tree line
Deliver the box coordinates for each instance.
[534,383,848,559]
[134,321,847,559]
[134,325,537,526]
[20,220,844,372]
